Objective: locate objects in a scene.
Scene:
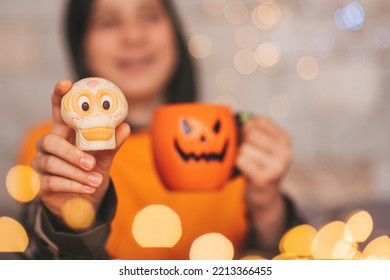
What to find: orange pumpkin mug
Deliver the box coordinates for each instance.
[151,103,244,191]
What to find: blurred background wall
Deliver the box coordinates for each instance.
[1,0,390,225]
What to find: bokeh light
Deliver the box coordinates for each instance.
[334,241,354,259]
[132,204,182,248]
[272,253,308,261]
[296,56,319,80]
[0,216,29,252]
[216,68,240,93]
[279,224,317,257]
[311,221,353,259]
[334,2,365,31]
[331,239,357,260]
[268,95,292,119]
[6,164,40,203]
[275,210,389,260]
[62,198,95,230]
[189,233,234,260]
[346,210,373,243]
[224,1,248,25]
[188,34,213,59]
[374,27,390,49]
[273,253,309,260]
[202,0,227,16]
[235,25,260,50]
[255,42,281,68]
[362,236,390,260]
[234,50,258,75]
[240,254,265,260]
[350,250,362,260]
[252,2,281,30]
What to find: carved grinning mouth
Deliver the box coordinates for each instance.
[174,139,229,162]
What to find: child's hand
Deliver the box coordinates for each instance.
[236,117,291,248]
[32,80,130,223]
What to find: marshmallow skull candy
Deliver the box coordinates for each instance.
[61,77,128,151]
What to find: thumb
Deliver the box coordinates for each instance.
[93,122,131,169]
[51,80,74,139]
[114,122,131,149]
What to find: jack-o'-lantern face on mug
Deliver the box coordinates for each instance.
[151,103,237,191]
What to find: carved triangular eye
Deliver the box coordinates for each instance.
[213,119,221,134]
[181,119,192,135]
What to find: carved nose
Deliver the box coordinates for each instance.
[200,135,206,142]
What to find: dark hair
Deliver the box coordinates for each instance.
[64,0,197,103]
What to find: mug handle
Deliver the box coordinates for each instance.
[230,111,253,179]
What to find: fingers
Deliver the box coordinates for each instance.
[241,116,291,159]
[116,122,131,148]
[33,154,102,189]
[51,80,73,138]
[36,133,96,171]
[39,175,97,194]
[244,129,276,155]
[51,80,72,108]
[237,116,292,188]
[34,132,102,194]
[237,143,268,169]
[34,119,130,196]
[236,143,281,187]
[243,117,290,146]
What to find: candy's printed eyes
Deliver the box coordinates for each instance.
[71,91,94,115]
[103,100,110,110]
[97,89,118,113]
[82,102,89,111]
[78,96,91,112]
[101,95,113,110]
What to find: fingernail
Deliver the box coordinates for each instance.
[88,174,102,186]
[80,156,93,170]
[83,185,96,193]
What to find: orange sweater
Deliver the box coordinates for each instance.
[19,120,248,259]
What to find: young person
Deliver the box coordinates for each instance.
[19,0,302,259]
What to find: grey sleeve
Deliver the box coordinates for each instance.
[242,195,305,259]
[21,180,117,260]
